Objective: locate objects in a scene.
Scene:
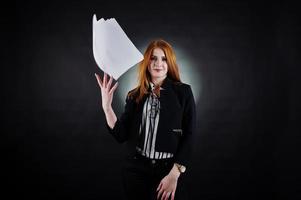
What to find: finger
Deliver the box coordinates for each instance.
[157,188,163,200]
[157,182,162,192]
[161,191,167,200]
[165,192,171,200]
[103,72,107,88]
[95,73,103,88]
[163,192,169,200]
[171,191,175,200]
[109,82,118,95]
[107,75,113,89]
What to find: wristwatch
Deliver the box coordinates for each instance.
[175,163,186,173]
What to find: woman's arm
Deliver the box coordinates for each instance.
[95,72,118,129]
[173,84,196,167]
[95,72,134,143]
[103,106,117,129]
[156,85,196,200]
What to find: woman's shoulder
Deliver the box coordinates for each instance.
[126,87,140,101]
[172,81,192,92]
[170,81,193,102]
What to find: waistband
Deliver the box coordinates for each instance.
[131,153,175,166]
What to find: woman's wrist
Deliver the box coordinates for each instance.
[103,106,117,129]
[103,105,113,113]
[169,164,181,179]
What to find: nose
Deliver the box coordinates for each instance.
[154,59,162,67]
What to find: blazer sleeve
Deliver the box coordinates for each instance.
[105,92,134,143]
[174,85,196,167]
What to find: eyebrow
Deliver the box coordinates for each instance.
[151,55,166,59]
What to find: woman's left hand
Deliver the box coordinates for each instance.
[156,164,180,200]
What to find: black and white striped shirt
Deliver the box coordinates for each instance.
[136,82,174,159]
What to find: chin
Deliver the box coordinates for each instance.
[152,74,166,79]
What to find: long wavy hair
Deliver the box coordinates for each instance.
[128,39,181,103]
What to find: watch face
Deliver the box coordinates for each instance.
[176,164,186,173]
[180,166,186,173]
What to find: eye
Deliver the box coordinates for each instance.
[150,56,157,61]
[162,57,167,62]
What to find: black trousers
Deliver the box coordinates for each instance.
[122,154,188,200]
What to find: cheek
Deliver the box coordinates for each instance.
[149,62,154,69]
[148,65,153,74]
[164,63,168,71]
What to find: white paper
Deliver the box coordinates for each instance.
[92,14,144,80]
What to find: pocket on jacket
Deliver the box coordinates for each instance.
[172,128,183,136]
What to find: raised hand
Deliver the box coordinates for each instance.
[95,72,118,111]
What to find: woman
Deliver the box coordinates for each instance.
[95,39,196,200]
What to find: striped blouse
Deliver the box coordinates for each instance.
[136,82,174,159]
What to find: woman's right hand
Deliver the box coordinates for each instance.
[95,72,118,112]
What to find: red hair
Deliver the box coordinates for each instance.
[128,39,181,103]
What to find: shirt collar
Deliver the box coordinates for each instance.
[149,81,164,91]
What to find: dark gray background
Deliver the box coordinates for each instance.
[7,0,300,199]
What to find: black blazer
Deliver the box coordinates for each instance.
[106,77,196,167]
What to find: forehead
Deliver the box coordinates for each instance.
[152,48,165,56]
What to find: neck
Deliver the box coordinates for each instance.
[151,75,167,86]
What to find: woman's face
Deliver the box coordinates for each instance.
[148,48,168,81]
